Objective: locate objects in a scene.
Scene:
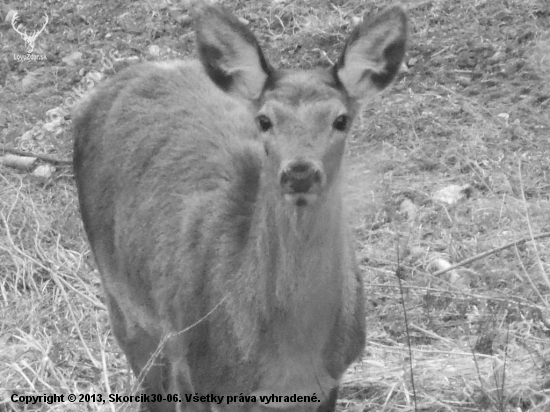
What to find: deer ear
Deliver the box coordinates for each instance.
[194,6,273,100]
[335,6,407,102]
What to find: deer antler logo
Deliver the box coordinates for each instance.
[11,12,49,54]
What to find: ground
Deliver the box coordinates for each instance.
[1,0,549,411]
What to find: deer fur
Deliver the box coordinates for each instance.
[73,4,407,412]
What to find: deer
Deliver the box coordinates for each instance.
[11,12,48,54]
[73,4,407,412]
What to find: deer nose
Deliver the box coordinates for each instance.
[280,161,323,194]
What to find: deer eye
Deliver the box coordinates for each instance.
[257,115,272,132]
[332,114,349,132]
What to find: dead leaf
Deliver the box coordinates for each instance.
[5,9,16,23]
[22,72,38,92]
[433,184,472,205]
[33,164,56,180]
[62,51,83,66]
[400,198,417,221]
[148,45,160,57]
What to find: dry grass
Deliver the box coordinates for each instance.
[1,0,549,411]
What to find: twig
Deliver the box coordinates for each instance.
[395,230,418,412]
[432,232,550,276]
[0,145,72,165]
[518,158,550,291]
[409,323,453,344]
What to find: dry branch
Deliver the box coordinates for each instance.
[432,232,550,276]
[0,144,72,165]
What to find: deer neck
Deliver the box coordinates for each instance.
[252,173,347,318]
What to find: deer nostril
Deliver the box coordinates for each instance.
[311,170,322,184]
[290,178,313,193]
[280,161,322,194]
